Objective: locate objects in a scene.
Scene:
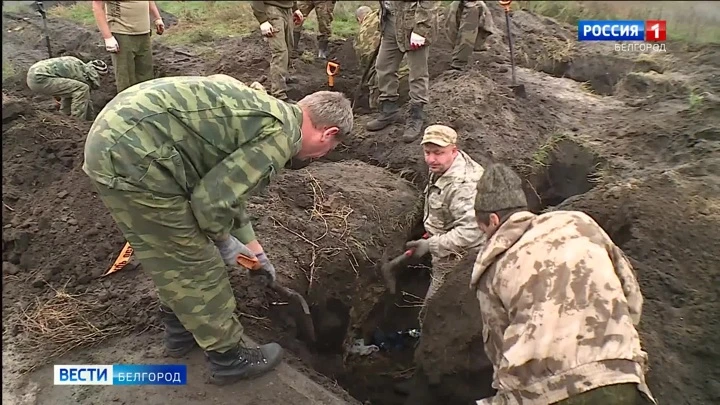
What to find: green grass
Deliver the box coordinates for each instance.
[49,1,375,46]
[518,1,720,44]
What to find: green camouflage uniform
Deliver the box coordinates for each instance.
[26,56,102,120]
[446,1,499,68]
[376,1,439,107]
[294,1,336,44]
[252,1,298,100]
[82,74,303,353]
[354,8,409,109]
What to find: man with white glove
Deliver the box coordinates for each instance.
[366,1,441,144]
[92,1,164,93]
[251,1,304,102]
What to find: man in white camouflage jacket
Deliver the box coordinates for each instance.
[405,125,486,322]
[470,163,656,405]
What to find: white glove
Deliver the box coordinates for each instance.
[214,236,256,267]
[410,32,426,49]
[260,21,275,37]
[293,9,304,25]
[104,36,119,53]
[154,18,165,35]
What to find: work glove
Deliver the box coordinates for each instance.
[252,252,277,285]
[104,36,119,53]
[405,238,430,259]
[409,32,426,50]
[293,9,304,25]
[215,236,256,267]
[154,17,165,35]
[260,21,277,37]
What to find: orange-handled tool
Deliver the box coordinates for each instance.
[236,253,316,343]
[326,61,340,88]
[498,0,512,11]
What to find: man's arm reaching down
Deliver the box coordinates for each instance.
[190,120,285,243]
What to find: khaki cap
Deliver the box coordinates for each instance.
[421,125,457,147]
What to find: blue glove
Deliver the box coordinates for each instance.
[214,236,255,267]
[253,252,277,284]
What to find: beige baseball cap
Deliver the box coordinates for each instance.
[421,125,458,147]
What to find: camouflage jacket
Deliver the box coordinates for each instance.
[27,56,102,90]
[82,74,302,244]
[354,9,409,80]
[424,151,486,259]
[251,1,298,23]
[380,1,440,53]
[470,211,656,405]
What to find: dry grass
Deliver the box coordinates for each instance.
[16,285,132,372]
[518,1,720,44]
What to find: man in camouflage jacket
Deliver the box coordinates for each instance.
[445,0,500,70]
[26,56,108,121]
[83,74,353,385]
[405,125,486,322]
[353,5,409,110]
[470,164,656,405]
[365,0,440,143]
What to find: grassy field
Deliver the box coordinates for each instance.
[518,1,720,44]
[50,1,375,46]
[46,1,720,45]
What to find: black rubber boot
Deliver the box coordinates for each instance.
[317,38,329,59]
[366,100,401,131]
[159,305,197,357]
[206,343,284,385]
[402,103,426,143]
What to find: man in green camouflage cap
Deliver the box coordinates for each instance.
[354,5,409,110]
[470,164,656,405]
[83,74,353,385]
[26,56,109,121]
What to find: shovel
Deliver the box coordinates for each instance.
[499,0,526,98]
[236,253,316,344]
[380,233,429,295]
[326,61,340,90]
[35,1,52,58]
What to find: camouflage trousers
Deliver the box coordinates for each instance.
[294,0,335,42]
[111,32,153,93]
[553,383,654,405]
[265,5,294,100]
[376,17,430,106]
[446,1,500,67]
[418,255,457,326]
[26,73,93,120]
[92,181,245,353]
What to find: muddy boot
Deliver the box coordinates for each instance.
[206,343,284,385]
[159,305,197,357]
[402,103,426,143]
[291,32,301,58]
[317,38,329,59]
[366,100,401,132]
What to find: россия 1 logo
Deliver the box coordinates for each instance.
[577,20,667,42]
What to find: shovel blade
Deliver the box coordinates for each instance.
[511,84,527,98]
[270,283,316,343]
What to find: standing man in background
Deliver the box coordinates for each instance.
[294,0,336,59]
[365,1,440,144]
[445,1,499,70]
[252,1,305,102]
[92,1,165,93]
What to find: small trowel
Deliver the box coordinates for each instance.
[380,233,429,295]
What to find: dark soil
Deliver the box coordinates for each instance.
[3,4,720,405]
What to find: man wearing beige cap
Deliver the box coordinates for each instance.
[470,164,656,405]
[404,125,486,320]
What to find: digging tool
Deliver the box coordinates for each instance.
[236,253,316,343]
[380,233,429,295]
[352,42,381,109]
[498,0,526,98]
[326,61,340,90]
[35,1,52,58]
